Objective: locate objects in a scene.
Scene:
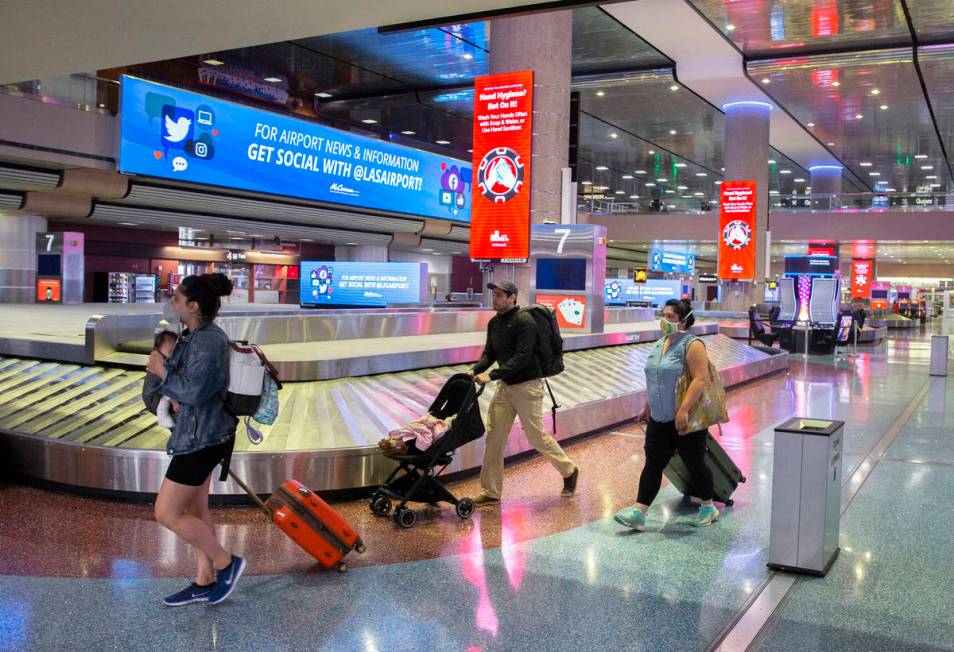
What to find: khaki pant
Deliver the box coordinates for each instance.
[479,378,576,499]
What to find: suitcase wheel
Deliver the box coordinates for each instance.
[395,507,417,529]
[337,562,348,573]
[371,496,392,517]
[726,499,734,507]
[354,540,366,554]
[456,498,475,519]
[739,476,747,483]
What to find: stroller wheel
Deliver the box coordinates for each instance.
[456,498,475,519]
[371,496,392,517]
[395,508,417,529]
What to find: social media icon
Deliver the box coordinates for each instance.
[161,106,194,150]
[172,156,188,172]
[197,110,213,126]
[195,141,208,158]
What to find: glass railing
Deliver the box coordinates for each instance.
[1,74,118,115]
[583,192,953,215]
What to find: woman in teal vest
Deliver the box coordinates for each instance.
[614,299,718,531]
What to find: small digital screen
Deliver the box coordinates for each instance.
[536,258,586,291]
[871,289,888,299]
[837,315,853,342]
[37,254,60,277]
[784,255,837,276]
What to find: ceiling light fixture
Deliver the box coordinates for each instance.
[808,165,842,171]
[400,130,416,135]
[880,104,888,110]
[832,81,841,87]
[596,90,605,97]
[656,178,668,182]
[614,190,625,195]
[768,159,777,164]
[645,182,656,187]
[635,169,647,174]
[921,165,933,170]
[315,92,333,98]
[794,178,805,182]
[761,78,771,84]
[361,118,378,124]
[723,101,774,112]
[675,163,687,168]
[827,142,836,146]
[677,185,688,190]
[726,24,736,31]
[807,122,815,127]
[915,154,929,159]
[648,150,655,155]
[715,181,723,185]
[670,84,679,91]
[610,132,618,139]
[263,77,283,83]
[926,175,937,179]
[855,113,863,119]
[462,53,473,60]
[436,139,451,144]
[870,88,880,95]
[202,58,225,66]
[629,195,639,199]
[669,130,677,135]
[869,172,881,176]
[696,172,708,177]
[595,165,609,171]
[780,169,791,174]
[622,174,634,179]
[581,180,592,185]
[860,162,872,167]
[117,222,138,226]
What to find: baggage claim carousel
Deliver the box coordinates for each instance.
[0,307,788,497]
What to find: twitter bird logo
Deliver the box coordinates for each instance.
[160,106,194,150]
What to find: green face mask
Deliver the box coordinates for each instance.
[660,318,679,335]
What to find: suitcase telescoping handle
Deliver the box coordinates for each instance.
[228,470,273,516]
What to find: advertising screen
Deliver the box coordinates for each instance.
[37,254,61,277]
[535,258,586,292]
[299,261,425,307]
[470,70,533,260]
[119,76,471,222]
[718,180,757,280]
[36,279,61,302]
[851,258,873,298]
[604,279,681,307]
[535,294,586,329]
[784,255,838,276]
[649,248,696,274]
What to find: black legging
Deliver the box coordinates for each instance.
[637,418,714,505]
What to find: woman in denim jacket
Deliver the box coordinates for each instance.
[146,273,246,607]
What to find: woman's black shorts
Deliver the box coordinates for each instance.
[165,438,234,486]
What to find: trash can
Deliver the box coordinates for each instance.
[767,418,844,576]
[930,335,948,377]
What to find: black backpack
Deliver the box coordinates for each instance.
[522,304,565,377]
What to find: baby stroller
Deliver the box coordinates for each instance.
[368,373,485,528]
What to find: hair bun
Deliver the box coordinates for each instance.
[202,272,233,297]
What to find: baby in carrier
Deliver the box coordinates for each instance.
[378,413,457,455]
[142,330,179,428]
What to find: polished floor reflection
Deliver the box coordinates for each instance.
[1,323,952,650]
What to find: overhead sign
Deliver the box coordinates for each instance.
[119,76,471,222]
[784,255,838,277]
[718,180,757,281]
[851,258,873,299]
[470,70,533,260]
[605,279,681,306]
[633,267,648,283]
[698,273,719,283]
[299,261,426,307]
[650,248,696,274]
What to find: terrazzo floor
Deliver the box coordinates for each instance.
[0,322,952,651]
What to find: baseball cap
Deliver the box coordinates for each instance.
[487,280,519,295]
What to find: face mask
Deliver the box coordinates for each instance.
[161,299,189,331]
[660,318,679,335]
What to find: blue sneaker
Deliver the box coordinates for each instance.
[208,555,247,605]
[246,420,264,445]
[692,504,720,527]
[613,506,646,531]
[162,582,214,607]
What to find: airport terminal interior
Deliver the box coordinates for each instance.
[2,1,954,650]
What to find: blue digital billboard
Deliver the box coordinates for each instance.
[119,76,471,222]
[605,278,682,307]
[649,248,696,274]
[300,261,427,307]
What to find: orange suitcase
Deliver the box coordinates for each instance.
[230,473,365,572]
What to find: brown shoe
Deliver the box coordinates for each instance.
[561,467,579,496]
[472,494,501,507]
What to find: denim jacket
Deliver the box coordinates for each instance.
[158,320,236,455]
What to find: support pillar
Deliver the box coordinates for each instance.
[720,101,771,311]
[810,165,843,209]
[334,245,388,262]
[0,213,46,303]
[485,10,572,301]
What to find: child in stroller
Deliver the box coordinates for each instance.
[369,373,485,529]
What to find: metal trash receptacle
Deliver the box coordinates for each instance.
[767,418,844,576]
[931,335,948,377]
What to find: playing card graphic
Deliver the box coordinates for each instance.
[557,298,585,327]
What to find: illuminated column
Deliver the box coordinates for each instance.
[487,10,572,300]
[0,213,47,303]
[809,165,842,208]
[720,101,771,311]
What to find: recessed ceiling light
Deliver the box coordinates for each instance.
[715,180,723,185]
[807,122,815,127]
[696,172,708,177]
[827,142,836,146]
[635,169,647,174]
[931,183,942,187]
[263,76,283,83]
[915,154,929,159]
[629,195,639,199]
[203,59,225,66]
[669,130,677,135]
[361,118,378,124]
[869,172,881,176]
[596,90,605,97]
[315,92,333,98]
[726,24,736,31]
[117,222,138,226]
[870,88,880,95]
[299,238,314,242]
[926,175,937,179]
[436,139,451,145]
[768,159,776,164]
[656,178,668,182]
[595,165,609,171]
[648,150,655,155]
[622,174,634,179]
[832,81,841,87]
[677,185,688,190]
[614,190,625,195]
[780,169,791,174]
[885,188,897,192]
[855,114,863,119]
[794,178,805,182]
[230,237,244,241]
[675,163,687,168]
[694,192,704,197]
[462,53,473,60]
[670,85,679,91]
[721,167,725,171]
[761,78,771,84]
[921,165,934,170]
[400,130,416,135]
[581,180,592,185]
[610,132,618,139]
[467,149,472,153]
[345,243,358,246]
[665,190,675,194]
[880,104,889,110]
[645,182,656,187]
[769,190,779,195]
[860,162,872,167]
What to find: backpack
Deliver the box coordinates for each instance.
[225,341,283,443]
[522,304,565,377]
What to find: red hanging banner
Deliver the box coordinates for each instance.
[470,70,533,261]
[718,180,758,281]
[851,258,873,298]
